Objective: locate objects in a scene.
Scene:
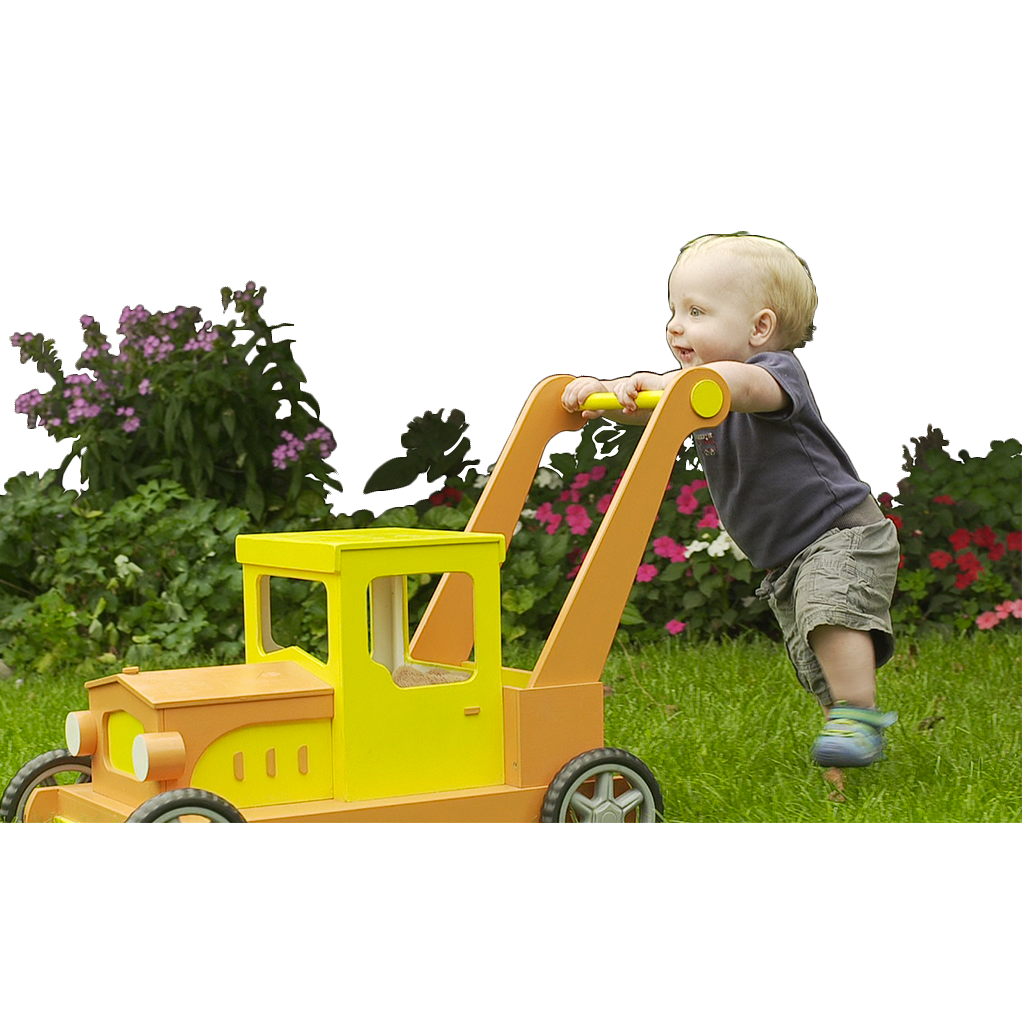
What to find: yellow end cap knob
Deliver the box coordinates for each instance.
[690,379,724,418]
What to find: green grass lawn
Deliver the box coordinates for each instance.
[2,632,1020,822]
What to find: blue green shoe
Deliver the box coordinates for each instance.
[811,703,898,768]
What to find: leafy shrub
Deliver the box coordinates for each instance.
[0,478,253,672]
[10,284,340,525]
[882,427,1021,635]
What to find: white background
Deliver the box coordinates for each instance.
[1,2,1019,1011]
[1,3,1020,517]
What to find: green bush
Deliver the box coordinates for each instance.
[882,427,1021,635]
[10,284,340,525]
[0,478,252,672]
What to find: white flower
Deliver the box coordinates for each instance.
[706,533,731,558]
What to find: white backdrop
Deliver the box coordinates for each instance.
[1,3,1020,517]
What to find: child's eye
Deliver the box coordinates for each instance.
[689,307,702,317]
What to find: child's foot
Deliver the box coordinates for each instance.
[811,703,897,768]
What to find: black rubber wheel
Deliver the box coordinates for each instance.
[540,747,664,822]
[125,788,247,823]
[1,748,93,823]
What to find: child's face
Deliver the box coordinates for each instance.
[666,249,768,367]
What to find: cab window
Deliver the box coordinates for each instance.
[367,573,473,687]
[265,577,329,664]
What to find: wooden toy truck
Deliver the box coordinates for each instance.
[1,369,729,823]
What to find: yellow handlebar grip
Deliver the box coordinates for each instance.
[580,391,664,411]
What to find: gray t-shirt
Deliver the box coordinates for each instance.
[693,350,869,569]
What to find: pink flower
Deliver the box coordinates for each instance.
[665,619,687,635]
[123,416,140,433]
[997,599,1022,620]
[565,504,592,536]
[653,535,679,558]
[590,465,607,482]
[697,505,720,530]
[596,493,613,514]
[975,611,1001,630]
[636,564,658,583]
[676,490,698,515]
[545,513,562,535]
[535,502,555,524]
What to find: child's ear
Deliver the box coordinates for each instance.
[750,308,777,348]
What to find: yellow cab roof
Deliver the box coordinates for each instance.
[235,528,505,574]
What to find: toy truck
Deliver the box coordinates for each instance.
[2,369,729,823]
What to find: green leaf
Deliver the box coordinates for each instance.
[364,455,428,494]
[373,505,419,528]
[619,602,645,625]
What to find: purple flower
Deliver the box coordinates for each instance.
[80,315,95,328]
[138,378,151,395]
[15,389,45,415]
[304,425,336,458]
[123,416,141,433]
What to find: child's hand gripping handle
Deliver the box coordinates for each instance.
[580,380,724,418]
[580,391,664,411]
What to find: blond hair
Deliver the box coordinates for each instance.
[677,232,818,349]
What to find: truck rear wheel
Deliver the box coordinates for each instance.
[540,747,663,822]
[126,788,246,823]
[1,748,93,823]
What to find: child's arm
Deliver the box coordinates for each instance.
[701,361,790,414]
[561,372,669,422]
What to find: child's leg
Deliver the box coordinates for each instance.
[808,623,877,708]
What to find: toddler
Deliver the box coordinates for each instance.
[561,232,899,769]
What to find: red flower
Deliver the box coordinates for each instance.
[1008,532,1022,552]
[956,570,978,590]
[956,552,981,572]
[988,543,1006,562]
[949,528,972,551]
[878,493,893,508]
[932,495,956,505]
[972,526,997,549]
[886,513,903,529]
[929,551,954,570]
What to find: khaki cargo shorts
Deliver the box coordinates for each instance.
[755,519,900,707]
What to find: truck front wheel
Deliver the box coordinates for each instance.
[126,788,246,823]
[540,747,663,823]
[1,748,93,823]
